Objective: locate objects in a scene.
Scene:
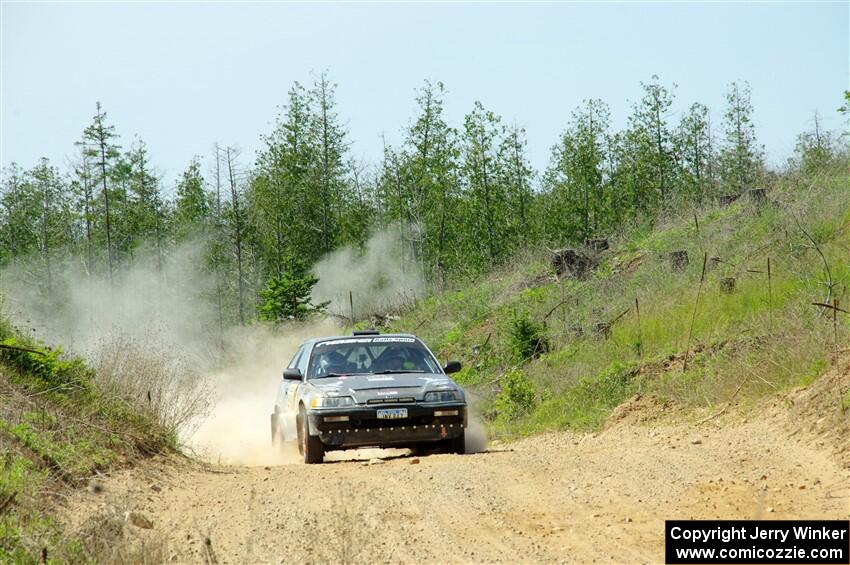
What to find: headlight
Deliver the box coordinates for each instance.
[310,396,356,408]
[424,390,462,403]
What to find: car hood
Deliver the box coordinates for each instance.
[310,373,458,404]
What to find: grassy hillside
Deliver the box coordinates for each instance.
[388,159,850,437]
[0,318,176,562]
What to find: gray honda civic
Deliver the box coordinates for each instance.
[271,330,467,463]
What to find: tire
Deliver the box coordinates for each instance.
[270,413,279,446]
[409,444,428,457]
[271,411,287,447]
[297,407,324,464]
[443,431,466,455]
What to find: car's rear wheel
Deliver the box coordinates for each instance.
[271,411,287,447]
[297,407,324,464]
[270,413,280,446]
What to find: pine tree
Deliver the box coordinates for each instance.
[719,81,763,195]
[257,261,329,322]
[70,149,96,275]
[337,157,374,249]
[794,111,837,175]
[309,72,349,254]
[112,156,134,264]
[79,101,121,282]
[543,99,610,243]
[377,140,415,272]
[252,82,316,274]
[0,164,32,263]
[498,124,534,244]
[174,156,210,242]
[225,146,247,325]
[630,75,675,204]
[29,158,71,300]
[461,101,508,267]
[126,139,165,268]
[207,143,232,334]
[402,80,460,277]
[675,102,716,202]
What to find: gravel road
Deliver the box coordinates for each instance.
[64,373,849,565]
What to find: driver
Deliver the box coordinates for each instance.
[317,350,349,376]
[377,351,407,372]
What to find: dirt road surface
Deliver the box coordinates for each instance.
[64,367,849,564]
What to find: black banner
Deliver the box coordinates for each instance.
[665,520,849,564]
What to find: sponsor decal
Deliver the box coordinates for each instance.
[315,337,417,347]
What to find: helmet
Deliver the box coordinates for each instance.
[318,351,348,375]
[379,353,407,372]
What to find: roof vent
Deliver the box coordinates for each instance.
[352,329,380,336]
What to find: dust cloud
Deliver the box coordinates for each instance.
[0,240,342,465]
[0,231,484,466]
[464,412,488,454]
[0,240,217,358]
[311,227,426,320]
[188,319,341,466]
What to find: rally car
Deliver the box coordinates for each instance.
[270,330,467,463]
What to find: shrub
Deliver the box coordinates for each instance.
[508,312,550,361]
[89,333,212,441]
[494,368,537,420]
[0,338,91,392]
[569,361,636,411]
[452,365,483,386]
[509,361,637,434]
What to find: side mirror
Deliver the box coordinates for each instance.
[443,361,462,374]
[283,368,303,381]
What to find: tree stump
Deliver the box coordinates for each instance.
[747,188,767,206]
[745,188,768,209]
[708,256,722,271]
[585,238,609,253]
[550,249,595,279]
[669,250,689,272]
[720,277,736,294]
[592,321,611,339]
[719,193,740,207]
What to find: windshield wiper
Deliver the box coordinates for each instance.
[312,372,346,379]
[372,370,426,375]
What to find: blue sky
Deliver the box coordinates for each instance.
[2,1,847,189]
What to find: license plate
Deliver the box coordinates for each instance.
[376,408,408,419]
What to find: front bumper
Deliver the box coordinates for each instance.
[307,403,467,450]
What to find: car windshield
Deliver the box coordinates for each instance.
[307,337,441,379]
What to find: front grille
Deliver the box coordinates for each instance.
[366,397,415,404]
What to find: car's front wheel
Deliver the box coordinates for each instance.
[297,407,324,464]
[443,431,466,455]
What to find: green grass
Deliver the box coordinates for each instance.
[390,158,850,440]
[0,454,62,564]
